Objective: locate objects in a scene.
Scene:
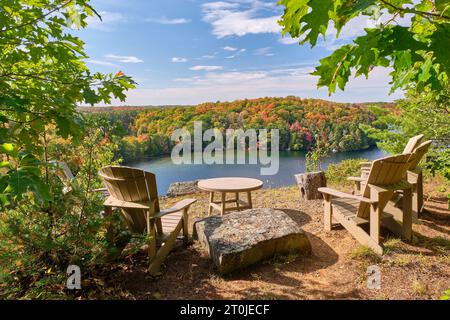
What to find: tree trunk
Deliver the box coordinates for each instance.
[294,171,327,200]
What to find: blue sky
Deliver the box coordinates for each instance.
[79,0,404,105]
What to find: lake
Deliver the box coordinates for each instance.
[128,148,387,195]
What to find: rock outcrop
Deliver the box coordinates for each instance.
[166,180,199,197]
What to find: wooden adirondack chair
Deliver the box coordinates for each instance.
[349,140,432,216]
[359,134,424,178]
[319,154,415,254]
[400,140,432,214]
[99,166,197,275]
[50,160,108,196]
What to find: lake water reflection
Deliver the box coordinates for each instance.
[127,148,387,195]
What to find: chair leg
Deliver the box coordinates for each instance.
[155,218,163,236]
[323,195,332,232]
[402,188,413,241]
[354,181,361,195]
[416,172,424,215]
[104,206,114,244]
[146,215,156,262]
[182,208,189,243]
[148,219,183,276]
[370,204,380,245]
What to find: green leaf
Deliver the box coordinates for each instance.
[278,0,449,97]
[435,0,450,12]
[429,23,450,75]
[0,144,18,158]
[418,56,433,83]
[0,161,10,168]
[7,167,51,204]
[301,0,334,46]
[313,44,355,94]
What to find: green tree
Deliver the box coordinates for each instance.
[361,88,449,153]
[361,89,450,201]
[0,0,135,205]
[279,0,450,100]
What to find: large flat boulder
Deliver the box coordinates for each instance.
[193,208,311,274]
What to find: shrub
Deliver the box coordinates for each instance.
[326,158,368,187]
[441,289,450,300]
[0,125,125,299]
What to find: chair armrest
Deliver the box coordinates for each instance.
[318,187,377,204]
[103,196,155,210]
[360,161,372,167]
[347,176,367,182]
[93,187,109,194]
[153,198,197,218]
[406,169,422,184]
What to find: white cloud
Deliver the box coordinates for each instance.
[223,46,238,51]
[105,54,143,63]
[86,11,126,31]
[172,57,188,63]
[202,1,281,38]
[104,66,403,106]
[225,48,246,59]
[175,71,269,85]
[254,47,273,56]
[86,59,120,68]
[202,2,240,11]
[190,65,223,71]
[279,36,301,45]
[145,17,191,24]
[200,54,216,59]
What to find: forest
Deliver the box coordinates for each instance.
[81,97,391,163]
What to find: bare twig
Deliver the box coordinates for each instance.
[379,0,450,20]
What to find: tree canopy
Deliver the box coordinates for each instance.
[0,0,135,205]
[84,97,387,162]
[278,0,450,100]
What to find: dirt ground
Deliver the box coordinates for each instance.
[85,182,450,300]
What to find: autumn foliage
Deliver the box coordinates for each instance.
[83,97,390,162]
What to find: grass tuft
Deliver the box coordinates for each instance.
[412,280,428,296]
[383,237,403,254]
[349,245,381,262]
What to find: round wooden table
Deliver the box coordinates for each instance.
[198,177,263,216]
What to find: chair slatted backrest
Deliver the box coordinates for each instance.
[99,166,160,233]
[49,160,75,181]
[357,154,413,219]
[360,135,424,179]
[403,134,424,154]
[408,140,432,170]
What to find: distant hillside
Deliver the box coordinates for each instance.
[78,96,394,114]
[84,96,394,162]
[78,105,193,113]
